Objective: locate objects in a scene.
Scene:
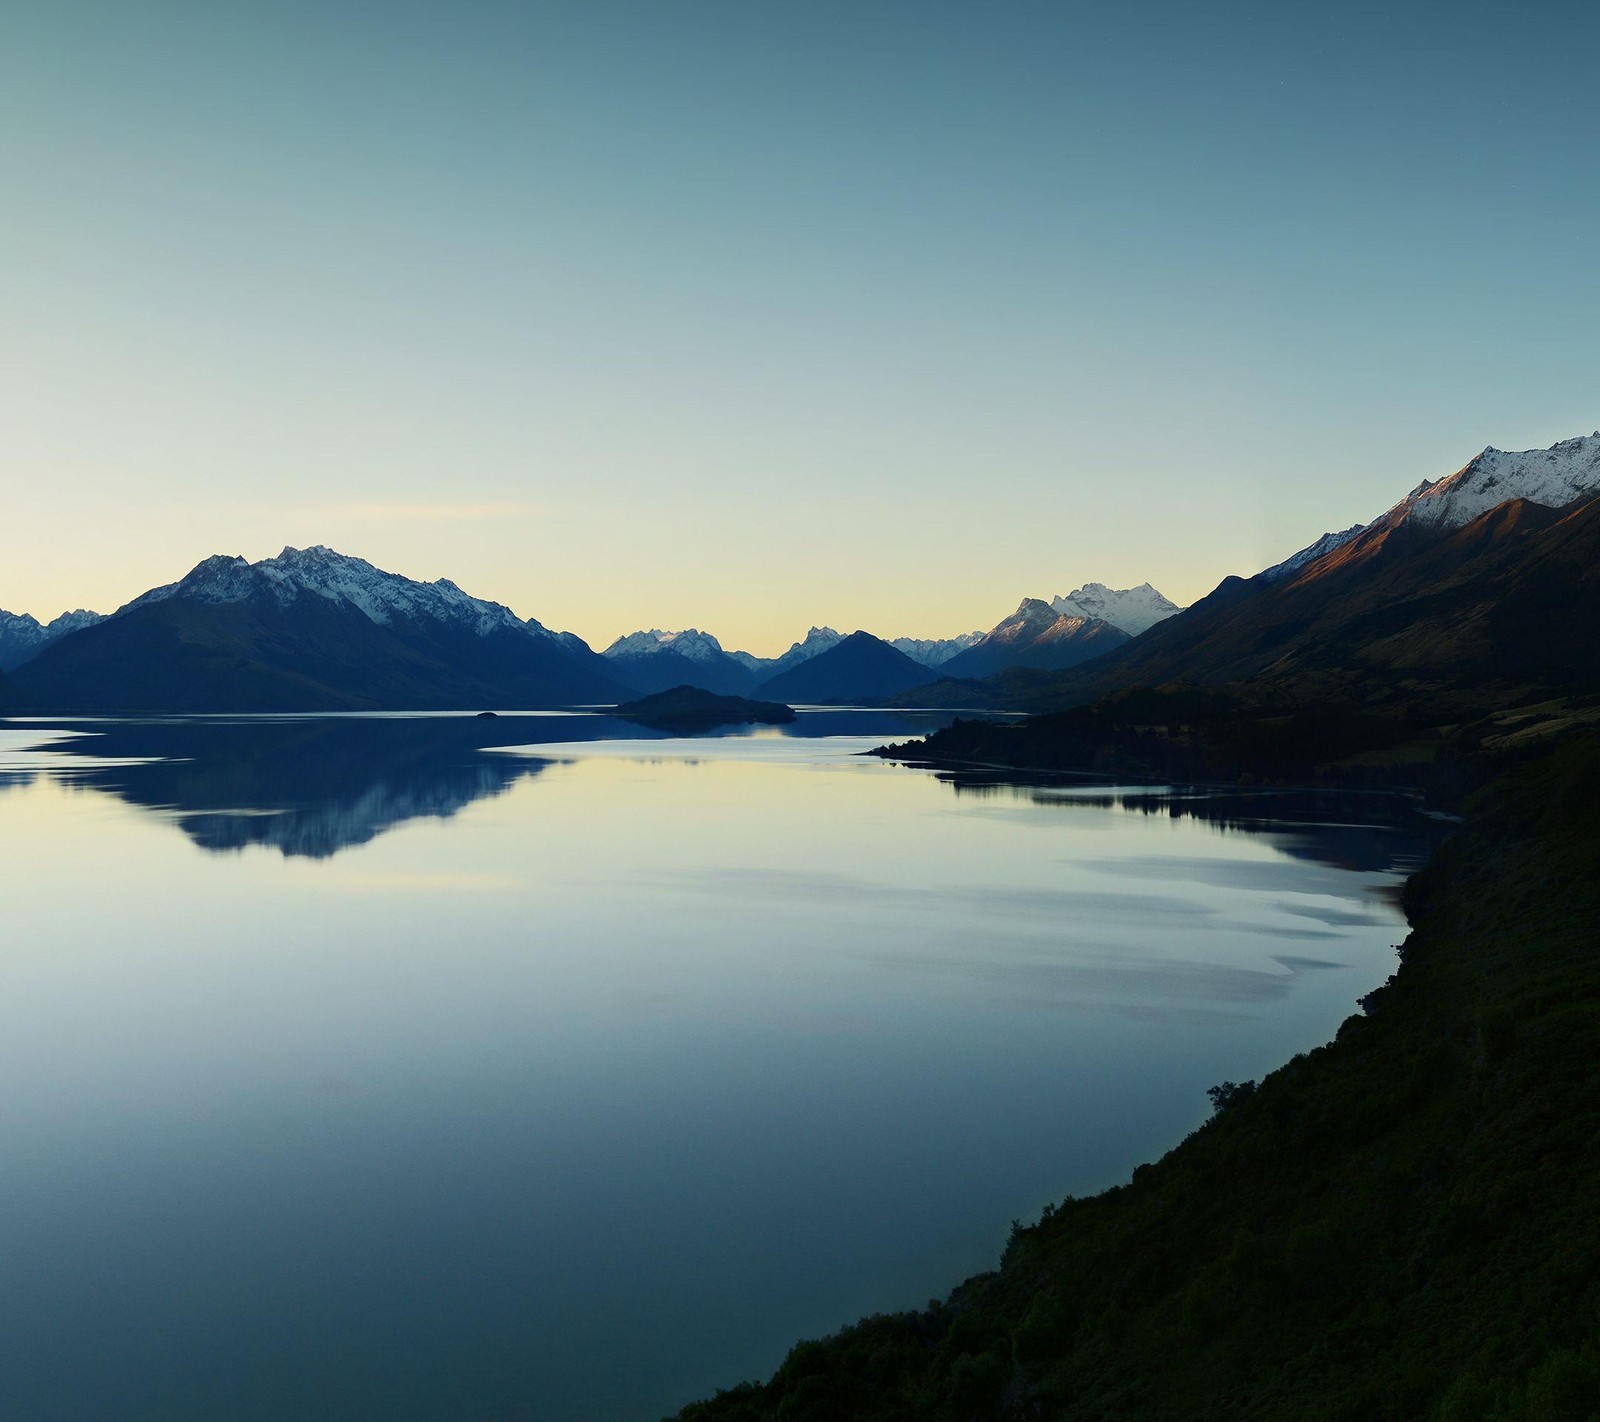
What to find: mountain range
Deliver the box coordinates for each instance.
[6,431,1595,715]
[0,607,104,671]
[938,599,1133,679]
[906,431,1600,725]
[12,546,631,712]
[1049,581,1180,634]
[757,631,931,704]
[1,543,1172,712]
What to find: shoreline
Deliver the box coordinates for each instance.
[669,731,1600,1421]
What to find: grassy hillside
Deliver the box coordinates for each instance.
[670,731,1600,1421]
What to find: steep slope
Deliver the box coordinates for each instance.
[1259,525,1368,584]
[757,632,930,704]
[602,629,758,695]
[15,547,629,711]
[1391,430,1600,531]
[941,599,1130,680]
[1259,430,1600,585]
[0,608,105,671]
[1049,582,1181,635]
[1002,491,1600,715]
[724,627,845,679]
[673,733,1600,1422]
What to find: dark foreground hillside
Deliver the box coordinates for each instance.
[670,732,1600,1422]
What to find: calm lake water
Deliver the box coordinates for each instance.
[0,712,1431,1420]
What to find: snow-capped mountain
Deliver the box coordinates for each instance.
[1387,432,1600,530]
[890,631,985,668]
[15,545,628,711]
[0,607,106,671]
[1259,525,1368,584]
[601,626,758,696]
[756,632,929,703]
[127,545,573,644]
[766,627,845,675]
[1049,583,1181,636]
[940,599,1131,680]
[1262,431,1600,584]
[603,628,734,665]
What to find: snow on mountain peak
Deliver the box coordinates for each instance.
[766,626,844,673]
[890,630,985,667]
[1262,430,1600,583]
[603,628,730,664]
[1049,582,1181,635]
[125,546,561,642]
[0,604,110,670]
[1390,431,1600,531]
[1258,523,1369,584]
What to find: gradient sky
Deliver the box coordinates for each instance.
[3,0,1597,654]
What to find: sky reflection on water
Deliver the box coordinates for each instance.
[0,713,1430,1420]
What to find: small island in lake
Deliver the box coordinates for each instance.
[614,685,797,732]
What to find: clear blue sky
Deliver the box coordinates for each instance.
[3,0,1596,652]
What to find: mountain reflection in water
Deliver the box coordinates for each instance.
[4,714,1439,879]
[12,711,968,858]
[0,710,1435,1422]
[935,773,1442,877]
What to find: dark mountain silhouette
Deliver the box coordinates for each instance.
[601,628,762,695]
[12,548,634,712]
[0,608,104,671]
[603,647,758,697]
[982,494,1600,715]
[940,598,1131,680]
[757,631,931,704]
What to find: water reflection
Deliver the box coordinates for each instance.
[934,772,1439,877]
[0,715,1438,876]
[1,711,973,858]
[0,713,1432,1422]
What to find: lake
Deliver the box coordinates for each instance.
[0,711,1432,1420]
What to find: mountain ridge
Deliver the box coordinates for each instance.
[756,631,930,704]
[12,547,631,712]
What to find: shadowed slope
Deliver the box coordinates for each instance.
[995,495,1600,714]
[758,632,930,704]
[15,568,633,712]
[671,731,1600,1422]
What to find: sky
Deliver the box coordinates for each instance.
[2,0,1598,655]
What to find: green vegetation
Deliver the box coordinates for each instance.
[670,731,1600,1421]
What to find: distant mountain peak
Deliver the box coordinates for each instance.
[603,628,733,665]
[1049,582,1181,636]
[764,626,844,675]
[16,547,625,711]
[125,545,566,643]
[0,606,106,671]
[757,630,927,703]
[890,629,985,668]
